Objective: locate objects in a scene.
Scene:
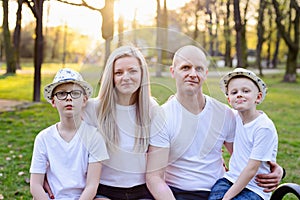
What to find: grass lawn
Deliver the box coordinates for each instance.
[0,65,299,199]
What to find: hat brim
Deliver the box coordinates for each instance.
[44,79,93,103]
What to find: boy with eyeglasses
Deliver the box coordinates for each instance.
[30,68,109,200]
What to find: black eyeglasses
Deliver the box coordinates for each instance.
[53,90,83,100]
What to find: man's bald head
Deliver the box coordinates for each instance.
[172,45,209,69]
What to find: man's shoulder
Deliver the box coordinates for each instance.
[206,96,231,110]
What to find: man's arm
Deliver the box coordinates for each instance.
[43,175,54,199]
[79,162,102,200]
[146,145,176,200]
[255,161,283,192]
[30,173,49,200]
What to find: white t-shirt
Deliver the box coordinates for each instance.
[30,121,109,200]
[224,111,278,199]
[150,95,236,191]
[83,98,157,187]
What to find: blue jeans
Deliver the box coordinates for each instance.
[95,183,154,200]
[208,178,263,200]
[169,186,210,200]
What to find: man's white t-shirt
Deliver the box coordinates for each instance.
[30,121,109,200]
[150,95,236,191]
[224,111,278,199]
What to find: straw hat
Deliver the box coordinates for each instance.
[220,68,267,103]
[44,68,93,103]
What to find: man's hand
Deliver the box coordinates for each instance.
[255,161,283,192]
[43,176,54,199]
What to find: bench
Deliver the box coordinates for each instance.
[271,183,300,200]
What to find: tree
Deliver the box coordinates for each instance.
[233,0,250,68]
[256,0,267,75]
[13,0,24,70]
[2,0,17,74]
[224,0,232,67]
[24,0,44,102]
[56,0,114,63]
[101,0,114,63]
[272,0,299,82]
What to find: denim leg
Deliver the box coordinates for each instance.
[208,178,263,200]
[208,178,232,200]
[233,188,263,200]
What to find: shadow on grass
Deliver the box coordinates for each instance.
[0,72,16,79]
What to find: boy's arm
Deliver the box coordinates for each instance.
[256,161,283,192]
[146,145,176,200]
[223,159,261,200]
[30,173,49,200]
[79,162,102,200]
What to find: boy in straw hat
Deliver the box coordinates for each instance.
[30,68,109,199]
[209,68,278,200]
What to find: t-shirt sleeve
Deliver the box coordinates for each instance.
[250,127,278,161]
[79,123,109,163]
[29,132,48,174]
[82,98,99,128]
[149,107,170,148]
[224,108,236,143]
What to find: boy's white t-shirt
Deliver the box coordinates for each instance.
[224,111,278,199]
[150,95,236,191]
[83,98,150,187]
[30,121,109,200]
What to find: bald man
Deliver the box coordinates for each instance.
[146,45,283,200]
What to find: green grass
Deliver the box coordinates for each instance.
[0,66,299,199]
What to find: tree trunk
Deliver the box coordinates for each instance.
[283,50,298,82]
[206,0,213,56]
[51,28,60,60]
[256,0,266,76]
[272,0,299,82]
[2,0,16,74]
[13,0,23,70]
[265,6,273,69]
[224,0,232,68]
[33,0,44,102]
[233,0,243,68]
[156,0,162,77]
[118,15,124,47]
[101,0,114,64]
[272,31,281,69]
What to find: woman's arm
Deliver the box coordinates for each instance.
[30,173,49,200]
[79,162,102,200]
[146,145,176,200]
[223,159,261,200]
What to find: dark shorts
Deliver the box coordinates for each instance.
[96,183,154,200]
[208,178,263,200]
[169,186,210,200]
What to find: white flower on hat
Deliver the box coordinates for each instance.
[44,68,93,103]
[220,68,267,104]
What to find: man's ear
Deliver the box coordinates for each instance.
[170,66,175,78]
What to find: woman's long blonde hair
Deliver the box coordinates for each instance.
[97,45,151,152]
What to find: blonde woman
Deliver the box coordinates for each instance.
[83,45,157,200]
